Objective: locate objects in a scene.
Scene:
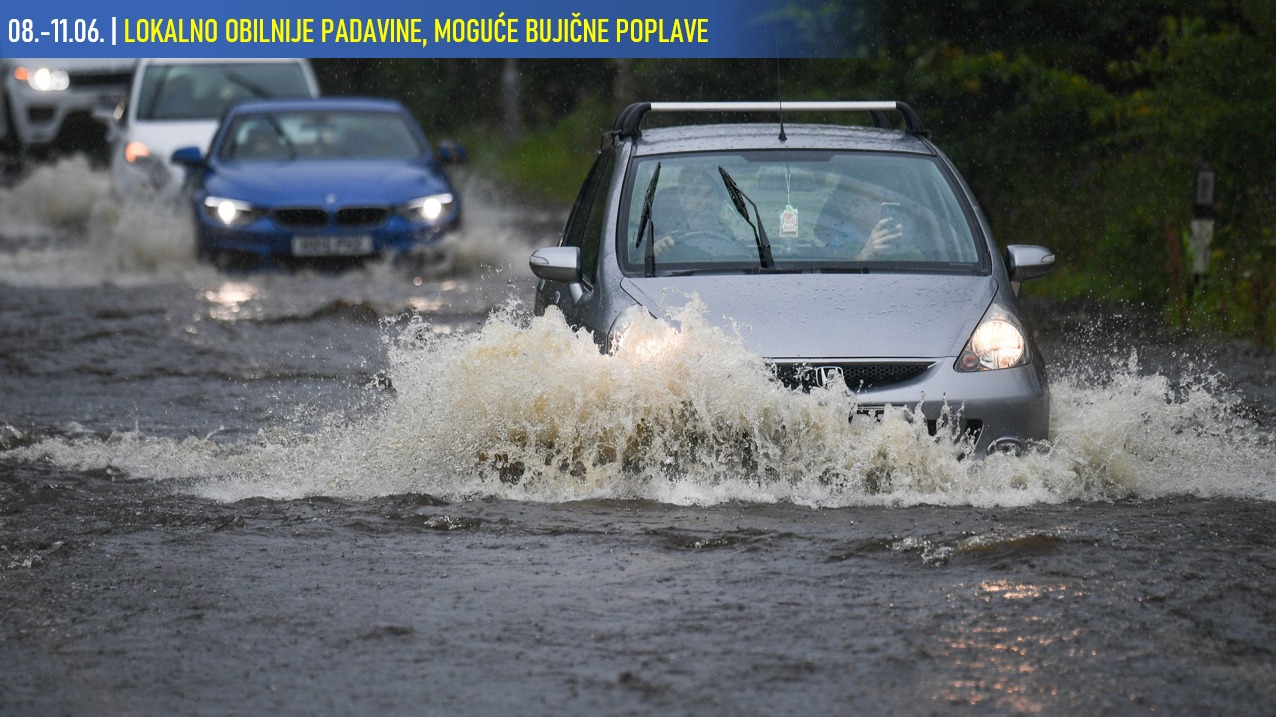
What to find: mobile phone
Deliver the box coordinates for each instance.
[880,202,901,222]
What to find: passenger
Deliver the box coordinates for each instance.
[238,126,283,160]
[814,185,906,260]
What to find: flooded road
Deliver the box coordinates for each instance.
[2,160,1275,715]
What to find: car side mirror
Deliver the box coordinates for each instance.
[436,140,467,164]
[529,246,581,284]
[1005,245,1055,283]
[170,146,204,167]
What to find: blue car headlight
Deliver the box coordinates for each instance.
[399,193,455,223]
[202,196,261,227]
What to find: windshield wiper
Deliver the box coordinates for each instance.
[717,166,774,269]
[226,71,270,98]
[262,114,297,160]
[634,162,661,277]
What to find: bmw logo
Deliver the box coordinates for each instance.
[324,193,338,205]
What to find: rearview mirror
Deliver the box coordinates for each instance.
[436,140,467,164]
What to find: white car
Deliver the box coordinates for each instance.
[105,58,319,200]
[0,58,136,168]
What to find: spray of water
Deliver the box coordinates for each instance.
[10,298,1274,507]
[3,162,1269,505]
[0,158,212,286]
[0,161,552,287]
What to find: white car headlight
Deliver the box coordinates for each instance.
[400,193,455,222]
[202,196,260,227]
[17,67,70,92]
[606,304,682,362]
[956,302,1028,371]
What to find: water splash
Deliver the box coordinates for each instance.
[0,161,554,288]
[9,300,1273,507]
[0,157,211,286]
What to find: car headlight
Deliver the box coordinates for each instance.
[202,196,261,227]
[16,66,70,92]
[124,141,152,164]
[400,193,455,222]
[955,302,1029,371]
[607,304,682,362]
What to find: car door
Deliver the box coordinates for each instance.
[539,147,615,334]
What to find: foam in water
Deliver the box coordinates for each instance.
[8,299,1274,507]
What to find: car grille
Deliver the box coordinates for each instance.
[774,362,933,391]
[68,71,132,89]
[336,207,390,228]
[272,207,390,230]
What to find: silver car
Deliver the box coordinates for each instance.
[529,101,1055,456]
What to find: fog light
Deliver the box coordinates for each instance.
[985,436,1027,456]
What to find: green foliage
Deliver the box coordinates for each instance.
[462,100,611,204]
[311,1,1276,344]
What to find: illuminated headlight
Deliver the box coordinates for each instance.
[956,302,1029,371]
[607,304,654,355]
[123,141,151,164]
[202,196,260,227]
[16,67,70,92]
[400,193,455,222]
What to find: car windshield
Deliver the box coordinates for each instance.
[622,150,984,272]
[216,110,425,161]
[137,62,312,121]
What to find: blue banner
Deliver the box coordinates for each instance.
[1,0,867,59]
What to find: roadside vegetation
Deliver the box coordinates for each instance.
[314,0,1276,345]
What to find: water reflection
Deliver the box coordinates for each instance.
[203,281,259,320]
[934,581,1088,712]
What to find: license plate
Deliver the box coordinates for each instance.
[291,234,373,257]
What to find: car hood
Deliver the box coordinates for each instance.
[619,273,997,359]
[204,160,451,205]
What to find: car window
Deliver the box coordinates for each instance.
[217,111,425,161]
[621,150,984,272]
[561,148,615,285]
[138,62,313,121]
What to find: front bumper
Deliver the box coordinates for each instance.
[5,82,126,147]
[194,209,461,262]
[775,356,1050,455]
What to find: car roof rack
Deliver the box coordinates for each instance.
[611,101,928,140]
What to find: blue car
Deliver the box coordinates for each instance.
[171,97,463,269]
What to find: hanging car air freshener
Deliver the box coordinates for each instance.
[779,167,799,236]
[779,204,799,236]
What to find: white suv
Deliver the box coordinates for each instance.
[105,58,319,200]
[0,58,137,168]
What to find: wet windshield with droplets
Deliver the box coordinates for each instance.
[622,151,985,272]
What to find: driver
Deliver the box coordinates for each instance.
[652,166,736,257]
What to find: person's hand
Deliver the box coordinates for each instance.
[856,217,902,259]
[653,234,676,256]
